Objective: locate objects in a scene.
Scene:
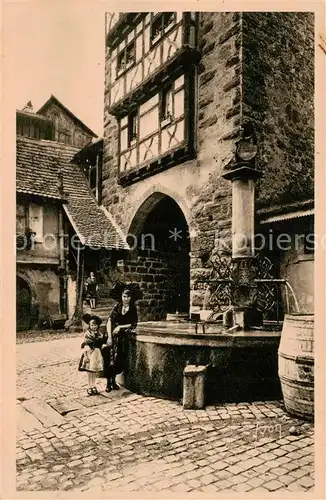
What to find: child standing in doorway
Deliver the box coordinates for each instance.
[85,272,99,309]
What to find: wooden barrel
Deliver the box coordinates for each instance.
[278,314,314,420]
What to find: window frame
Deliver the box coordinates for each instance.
[127,110,138,146]
[150,12,177,47]
[116,39,136,78]
[117,69,194,177]
[108,12,196,110]
[160,84,174,125]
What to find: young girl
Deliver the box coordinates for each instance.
[78,314,107,395]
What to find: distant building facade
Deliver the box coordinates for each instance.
[16,95,98,148]
[16,136,127,331]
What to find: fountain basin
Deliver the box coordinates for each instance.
[123,321,282,403]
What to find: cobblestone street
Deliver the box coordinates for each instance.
[16,333,315,494]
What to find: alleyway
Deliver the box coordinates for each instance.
[16,333,314,494]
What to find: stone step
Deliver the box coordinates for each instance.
[17,403,44,432]
[21,398,65,426]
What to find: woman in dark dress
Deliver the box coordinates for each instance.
[85,272,98,309]
[102,287,138,392]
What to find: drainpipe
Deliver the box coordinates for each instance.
[58,208,67,315]
[75,242,81,317]
[222,122,261,330]
[57,168,67,314]
[58,209,65,269]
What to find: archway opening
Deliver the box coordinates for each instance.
[16,276,32,331]
[127,194,190,320]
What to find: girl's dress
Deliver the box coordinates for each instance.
[78,329,107,373]
[107,303,138,374]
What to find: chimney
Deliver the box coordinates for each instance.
[22,101,34,112]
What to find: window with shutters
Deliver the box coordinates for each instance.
[16,204,27,235]
[28,203,43,242]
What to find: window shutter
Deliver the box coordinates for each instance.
[16,204,27,235]
[29,203,43,242]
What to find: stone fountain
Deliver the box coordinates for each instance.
[122,124,289,404]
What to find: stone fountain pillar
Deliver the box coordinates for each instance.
[222,123,261,330]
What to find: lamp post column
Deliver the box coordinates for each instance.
[222,164,261,330]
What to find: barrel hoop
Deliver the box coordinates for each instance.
[285,398,314,406]
[279,373,314,387]
[295,355,314,365]
[278,352,314,364]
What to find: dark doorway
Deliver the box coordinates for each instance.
[16,276,32,331]
[132,194,190,318]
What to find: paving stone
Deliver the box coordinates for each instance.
[247,477,265,487]
[216,479,233,489]
[258,451,279,461]
[209,460,229,471]
[282,461,301,471]
[214,469,233,480]
[286,482,306,492]
[297,476,314,488]
[289,468,309,479]
[16,336,314,494]
[278,473,296,485]
[201,474,216,485]
[264,479,284,491]
[232,482,252,492]
[227,474,248,485]
[268,466,290,477]
[226,465,244,475]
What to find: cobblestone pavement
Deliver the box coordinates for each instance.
[16,334,315,494]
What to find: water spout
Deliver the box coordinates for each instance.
[284,281,300,314]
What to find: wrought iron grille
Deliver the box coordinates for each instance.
[194,251,287,328]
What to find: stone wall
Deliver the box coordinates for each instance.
[278,217,314,314]
[16,202,60,261]
[102,12,246,315]
[123,250,175,320]
[242,12,314,209]
[17,267,60,318]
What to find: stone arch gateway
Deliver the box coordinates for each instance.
[125,192,191,321]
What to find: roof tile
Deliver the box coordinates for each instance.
[16,137,128,250]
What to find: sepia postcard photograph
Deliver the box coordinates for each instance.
[1,1,325,498]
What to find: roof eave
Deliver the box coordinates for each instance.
[16,189,66,202]
[63,204,130,251]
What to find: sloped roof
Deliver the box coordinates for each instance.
[17,109,53,122]
[16,137,128,250]
[37,95,98,138]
